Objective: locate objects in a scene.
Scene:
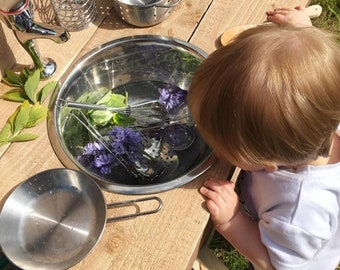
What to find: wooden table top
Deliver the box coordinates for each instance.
[0,0,310,269]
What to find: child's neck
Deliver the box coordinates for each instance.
[308,135,340,166]
[327,134,340,165]
[308,156,330,166]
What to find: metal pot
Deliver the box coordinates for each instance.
[113,0,181,27]
[0,169,162,270]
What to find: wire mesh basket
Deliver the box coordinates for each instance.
[51,0,97,31]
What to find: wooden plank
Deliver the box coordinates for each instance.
[190,0,312,54]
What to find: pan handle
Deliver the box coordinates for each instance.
[106,196,163,222]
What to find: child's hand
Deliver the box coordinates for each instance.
[200,178,240,227]
[266,6,313,27]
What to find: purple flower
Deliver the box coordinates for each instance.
[78,127,147,177]
[108,126,144,164]
[158,86,186,111]
[83,141,105,155]
[93,153,115,175]
[78,141,118,175]
[93,153,114,168]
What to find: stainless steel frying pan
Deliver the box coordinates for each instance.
[0,168,162,270]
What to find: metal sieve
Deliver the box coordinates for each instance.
[113,0,181,27]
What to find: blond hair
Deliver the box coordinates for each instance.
[188,25,340,167]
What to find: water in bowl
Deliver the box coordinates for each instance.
[61,80,201,185]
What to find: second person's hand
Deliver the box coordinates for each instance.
[266,6,313,27]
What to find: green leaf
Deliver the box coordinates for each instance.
[96,91,127,107]
[0,123,12,142]
[1,89,28,102]
[89,110,114,126]
[8,105,21,133]
[24,69,40,103]
[8,112,17,133]
[88,92,128,126]
[4,69,24,87]
[9,133,39,142]
[113,113,135,127]
[76,87,111,104]
[0,141,10,147]
[37,81,58,103]
[19,68,31,83]
[25,103,48,128]
[13,100,31,135]
[1,76,20,87]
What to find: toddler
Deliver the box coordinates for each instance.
[188,6,340,270]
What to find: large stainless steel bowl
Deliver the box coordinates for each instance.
[47,35,215,194]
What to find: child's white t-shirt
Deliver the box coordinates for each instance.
[240,164,340,270]
[238,127,340,270]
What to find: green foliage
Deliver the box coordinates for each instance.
[0,101,42,146]
[76,87,136,127]
[209,232,249,270]
[1,68,57,104]
[0,68,57,147]
[311,0,340,32]
[88,90,129,126]
[24,69,40,103]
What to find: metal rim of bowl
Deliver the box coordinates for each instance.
[48,35,215,195]
[114,0,179,8]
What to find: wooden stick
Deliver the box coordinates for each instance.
[228,166,242,183]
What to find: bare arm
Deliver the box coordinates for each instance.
[200,179,275,270]
[266,6,313,27]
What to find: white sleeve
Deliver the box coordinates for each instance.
[258,194,337,270]
[259,216,325,270]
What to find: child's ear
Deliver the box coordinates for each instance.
[264,163,278,172]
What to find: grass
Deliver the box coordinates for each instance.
[311,0,340,32]
[208,1,340,269]
[209,232,249,270]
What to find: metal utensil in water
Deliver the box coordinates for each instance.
[137,137,179,183]
[0,169,163,270]
[69,110,179,181]
[60,99,168,127]
[61,98,193,130]
[162,124,196,151]
[60,99,161,113]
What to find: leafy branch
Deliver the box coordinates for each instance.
[0,68,57,147]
